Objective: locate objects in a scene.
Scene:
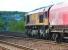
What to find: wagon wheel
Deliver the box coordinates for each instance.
[51,33,58,41]
[56,33,63,43]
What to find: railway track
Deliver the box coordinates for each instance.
[0,40,34,50]
[0,37,34,50]
[0,36,68,50]
[0,46,9,50]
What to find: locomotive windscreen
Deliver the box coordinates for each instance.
[26,15,30,24]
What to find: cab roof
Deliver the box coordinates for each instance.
[27,5,52,15]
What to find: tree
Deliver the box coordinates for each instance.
[0,11,26,32]
[8,17,25,32]
[0,16,4,31]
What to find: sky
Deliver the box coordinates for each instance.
[0,0,66,12]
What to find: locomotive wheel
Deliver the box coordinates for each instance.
[31,30,39,38]
[26,29,32,37]
[39,29,49,39]
[39,30,44,38]
[25,29,29,37]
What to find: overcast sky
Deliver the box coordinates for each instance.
[0,0,66,12]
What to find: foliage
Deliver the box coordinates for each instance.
[8,19,25,32]
[0,11,26,32]
[0,16,4,31]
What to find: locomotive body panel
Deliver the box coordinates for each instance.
[26,7,49,26]
[26,14,48,26]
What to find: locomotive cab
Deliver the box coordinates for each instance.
[25,6,51,38]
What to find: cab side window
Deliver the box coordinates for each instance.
[39,15,43,23]
[45,12,48,18]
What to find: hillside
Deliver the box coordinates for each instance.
[0,11,27,32]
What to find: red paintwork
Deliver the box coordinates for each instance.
[49,2,68,25]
